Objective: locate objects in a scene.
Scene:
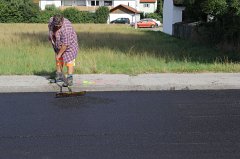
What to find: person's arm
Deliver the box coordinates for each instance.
[56,44,67,59]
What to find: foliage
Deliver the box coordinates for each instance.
[62,8,95,23]
[156,0,163,16]
[62,8,81,23]
[0,1,104,24]
[0,0,39,23]
[95,6,109,23]
[184,0,240,50]
[37,5,62,23]
[145,13,162,22]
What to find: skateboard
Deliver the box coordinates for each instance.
[56,90,86,98]
[50,78,86,98]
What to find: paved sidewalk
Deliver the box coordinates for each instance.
[0,73,240,92]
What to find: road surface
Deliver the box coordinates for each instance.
[0,90,240,159]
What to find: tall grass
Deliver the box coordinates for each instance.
[0,23,240,75]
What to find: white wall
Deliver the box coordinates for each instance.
[139,2,157,14]
[113,0,137,9]
[163,0,185,35]
[39,0,62,10]
[109,13,140,23]
[61,0,86,6]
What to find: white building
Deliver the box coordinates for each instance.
[109,4,140,23]
[39,0,62,10]
[139,0,157,15]
[163,0,185,35]
[39,0,139,10]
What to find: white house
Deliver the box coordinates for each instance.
[40,0,62,10]
[109,4,140,23]
[163,0,185,35]
[139,0,157,15]
[39,0,158,14]
[39,0,139,10]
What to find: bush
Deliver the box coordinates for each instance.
[20,0,40,23]
[78,11,95,23]
[0,0,40,23]
[62,8,96,23]
[145,13,162,22]
[184,0,240,50]
[95,6,109,23]
[0,1,107,24]
[62,8,81,23]
[37,5,62,23]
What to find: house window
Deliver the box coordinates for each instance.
[104,1,112,6]
[63,0,73,6]
[143,3,150,8]
[77,1,86,6]
[91,1,99,6]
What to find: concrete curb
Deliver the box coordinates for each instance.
[0,73,240,93]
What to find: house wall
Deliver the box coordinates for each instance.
[39,0,62,10]
[39,0,141,11]
[139,2,157,14]
[163,0,185,35]
[113,0,137,10]
[62,0,86,6]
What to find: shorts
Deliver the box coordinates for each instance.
[56,57,75,67]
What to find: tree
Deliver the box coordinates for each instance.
[95,6,109,23]
[156,0,163,16]
[184,0,240,49]
[0,0,40,23]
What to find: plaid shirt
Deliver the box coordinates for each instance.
[48,17,78,63]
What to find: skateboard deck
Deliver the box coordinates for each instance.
[49,78,86,98]
[56,90,86,98]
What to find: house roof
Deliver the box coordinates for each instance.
[140,0,156,3]
[110,4,140,14]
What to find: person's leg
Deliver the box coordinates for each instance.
[55,57,64,82]
[56,57,64,72]
[62,59,75,86]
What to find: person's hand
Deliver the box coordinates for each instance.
[56,53,62,60]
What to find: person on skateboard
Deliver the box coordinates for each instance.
[48,14,78,87]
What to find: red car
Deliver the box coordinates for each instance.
[137,19,157,28]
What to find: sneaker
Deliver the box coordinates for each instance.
[62,75,73,87]
[50,72,64,83]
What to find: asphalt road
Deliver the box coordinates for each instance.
[0,90,240,159]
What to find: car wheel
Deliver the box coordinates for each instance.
[151,25,155,28]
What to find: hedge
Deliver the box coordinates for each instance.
[0,1,109,24]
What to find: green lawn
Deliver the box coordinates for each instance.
[0,23,239,75]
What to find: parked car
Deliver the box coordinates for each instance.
[136,19,157,28]
[141,18,161,27]
[110,18,130,24]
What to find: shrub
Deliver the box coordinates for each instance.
[20,0,40,23]
[0,0,40,23]
[62,8,96,23]
[78,11,95,23]
[95,6,109,23]
[38,5,62,23]
[62,7,81,23]
[145,13,162,22]
[184,0,240,50]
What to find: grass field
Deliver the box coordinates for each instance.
[0,23,240,75]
